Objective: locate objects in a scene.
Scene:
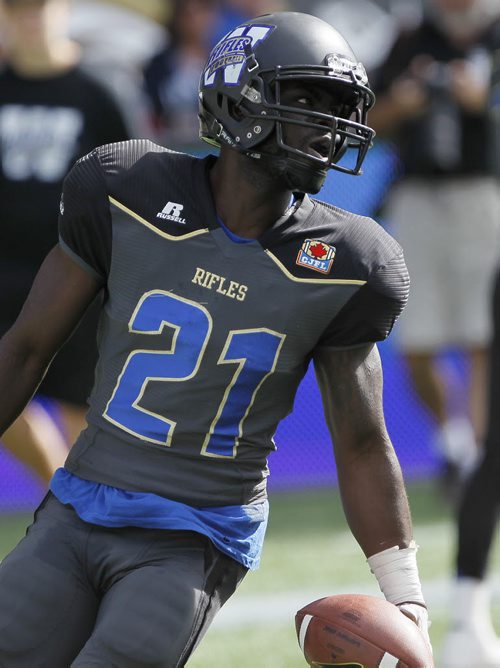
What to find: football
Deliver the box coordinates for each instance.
[295,594,434,667]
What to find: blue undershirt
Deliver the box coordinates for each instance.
[50,469,268,570]
[217,217,253,243]
[217,194,295,243]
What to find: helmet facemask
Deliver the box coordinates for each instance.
[245,68,375,191]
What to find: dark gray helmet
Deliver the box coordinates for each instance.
[198,11,376,192]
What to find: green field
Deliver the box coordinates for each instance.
[1,480,499,666]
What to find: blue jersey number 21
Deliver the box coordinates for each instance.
[104,290,285,458]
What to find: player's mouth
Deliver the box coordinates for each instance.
[308,136,333,162]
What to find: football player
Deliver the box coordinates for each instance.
[0,11,432,666]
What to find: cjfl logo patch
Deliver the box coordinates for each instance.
[296,239,336,274]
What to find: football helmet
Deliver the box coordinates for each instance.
[199,11,376,193]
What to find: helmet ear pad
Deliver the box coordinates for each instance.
[198,91,275,151]
[224,94,276,150]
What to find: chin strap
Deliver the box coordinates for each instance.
[250,152,327,194]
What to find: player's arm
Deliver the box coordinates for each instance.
[314,342,411,555]
[313,342,431,647]
[0,244,101,437]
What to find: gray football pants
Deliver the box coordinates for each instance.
[0,493,247,667]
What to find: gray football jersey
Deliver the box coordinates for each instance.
[59,140,409,506]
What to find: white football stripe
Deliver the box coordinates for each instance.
[298,614,313,653]
[380,652,399,667]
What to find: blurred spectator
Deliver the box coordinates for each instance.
[440,265,500,666]
[369,0,500,501]
[69,0,169,137]
[143,0,220,148]
[0,0,129,483]
[440,42,500,667]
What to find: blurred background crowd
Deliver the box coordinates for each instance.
[2,0,500,663]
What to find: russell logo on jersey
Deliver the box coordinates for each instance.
[157,201,187,224]
[296,239,336,274]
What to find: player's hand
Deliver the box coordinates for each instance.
[388,77,429,119]
[397,603,433,655]
[448,59,489,112]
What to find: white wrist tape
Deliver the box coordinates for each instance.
[367,540,426,606]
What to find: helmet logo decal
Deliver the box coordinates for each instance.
[296,240,336,274]
[326,53,368,86]
[204,25,274,87]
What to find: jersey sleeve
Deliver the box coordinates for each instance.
[58,149,112,281]
[317,251,410,349]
